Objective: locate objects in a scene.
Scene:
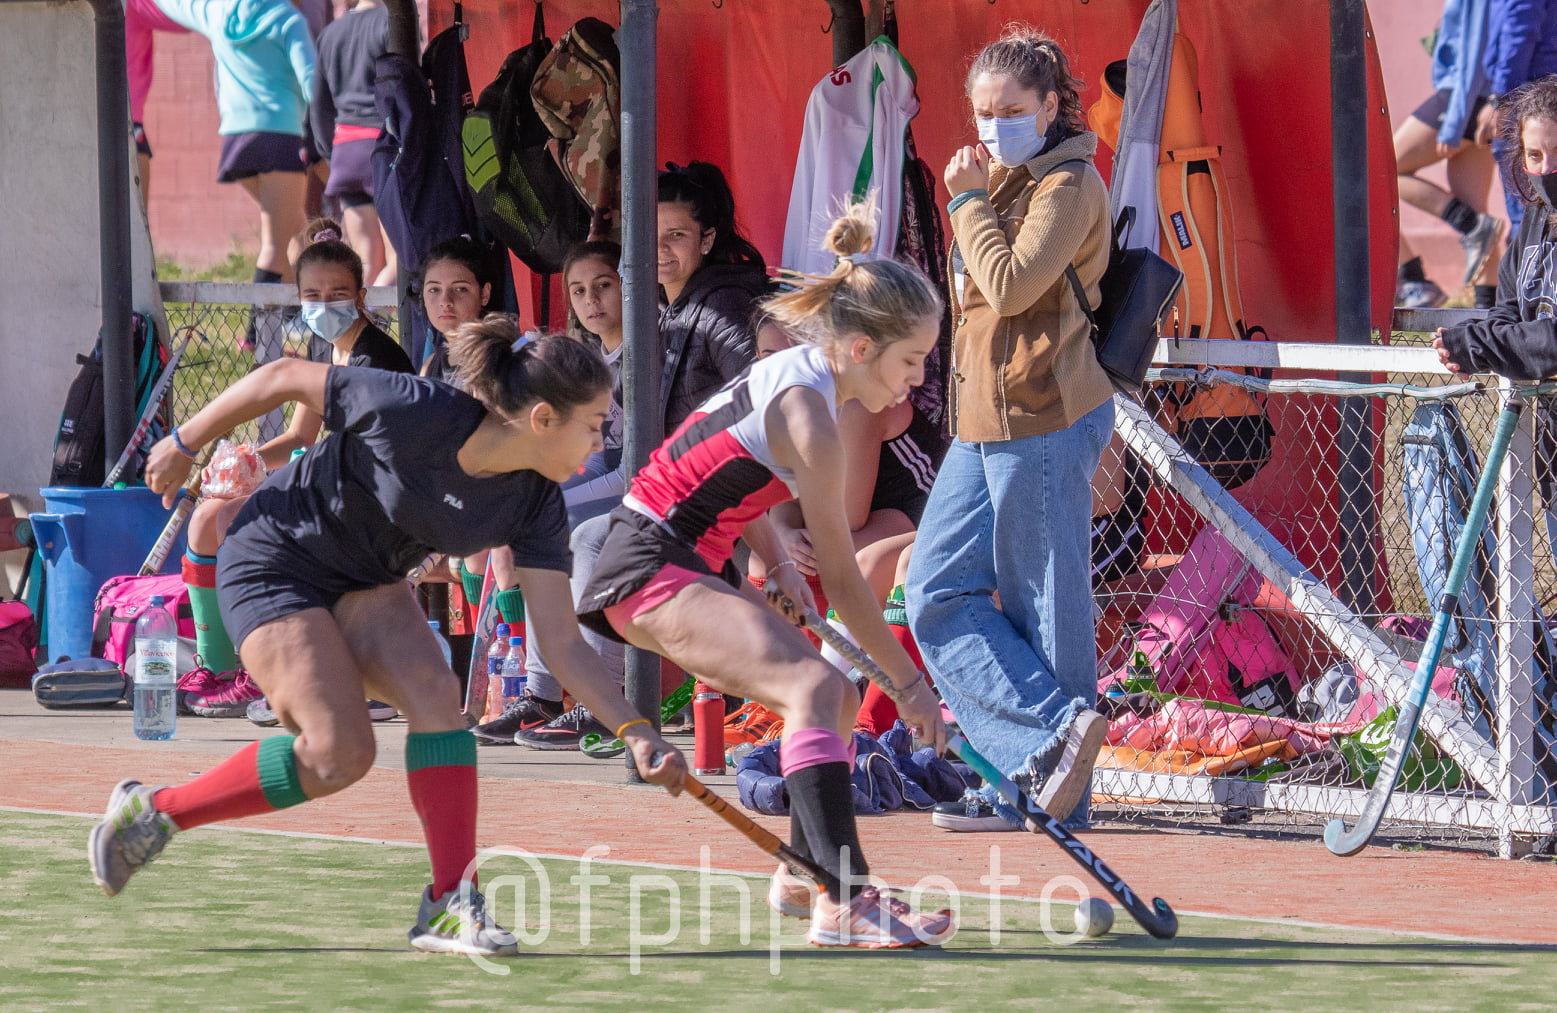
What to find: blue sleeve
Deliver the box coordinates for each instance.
[1438,0,1492,146]
[286,14,317,103]
[1487,0,1543,97]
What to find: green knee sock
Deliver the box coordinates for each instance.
[496,587,525,626]
[459,561,485,607]
[183,549,239,672]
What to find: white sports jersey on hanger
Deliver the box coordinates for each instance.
[782,37,919,276]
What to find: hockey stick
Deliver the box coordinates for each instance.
[800,606,1178,939]
[138,435,227,576]
[651,752,828,890]
[580,676,697,758]
[949,735,1179,939]
[463,561,502,718]
[1325,398,1524,857]
[405,553,445,588]
[104,330,194,488]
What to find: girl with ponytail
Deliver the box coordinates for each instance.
[95,322,686,958]
[907,26,1115,835]
[574,205,956,949]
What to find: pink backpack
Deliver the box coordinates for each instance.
[1102,525,1300,716]
[92,574,196,668]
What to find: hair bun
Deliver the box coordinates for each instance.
[823,205,877,261]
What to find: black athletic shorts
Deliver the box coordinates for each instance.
[574,506,742,644]
[1410,89,1492,144]
[216,513,372,650]
[217,131,306,183]
[324,137,376,207]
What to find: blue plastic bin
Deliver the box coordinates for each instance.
[31,487,187,663]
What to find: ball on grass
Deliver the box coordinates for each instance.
[1074,897,1114,937]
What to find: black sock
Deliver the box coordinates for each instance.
[1441,197,1479,234]
[253,267,283,284]
[1400,257,1427,283]
[789,810,811,860]
[1474,284,1498,309]
[785,761,868,902]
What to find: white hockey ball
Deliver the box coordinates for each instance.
[1074,897,1114,937]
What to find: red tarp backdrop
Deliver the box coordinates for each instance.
[440,0,1398,590]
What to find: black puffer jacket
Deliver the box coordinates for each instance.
[1439,204,1557,380]
[658,262,769,431]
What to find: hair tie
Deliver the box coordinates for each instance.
[312,228,341,244]
[511,334,533,354]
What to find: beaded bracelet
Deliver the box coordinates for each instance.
[171,426,199,460]
[770,559,800,576]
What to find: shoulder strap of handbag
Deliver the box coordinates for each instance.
[1036,158,1127,338]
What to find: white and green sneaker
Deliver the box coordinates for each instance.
[408,883,519,957]
[89,779,176,897]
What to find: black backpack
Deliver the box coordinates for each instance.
[460,4,590,275]
[50,313,166,487]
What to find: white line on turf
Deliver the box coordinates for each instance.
[11,803,1535,946]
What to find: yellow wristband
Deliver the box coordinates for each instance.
[616,717,650,739]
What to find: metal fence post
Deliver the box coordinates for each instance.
[1330,0,1376,616]
[1496,385,1537,858]
[619,0,663,781]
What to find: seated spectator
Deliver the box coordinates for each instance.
[181,220,411,707]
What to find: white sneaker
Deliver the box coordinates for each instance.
[408,883,519,957]
[1030,709,1108,823]
[768,862,817,919]
[89,779,176,897]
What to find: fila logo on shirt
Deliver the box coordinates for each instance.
[443,494,465,510]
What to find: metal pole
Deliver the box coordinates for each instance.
[91,0,134,477]
[383,0,419,349]
[1330,0,1376,615]
[620,0,663,780]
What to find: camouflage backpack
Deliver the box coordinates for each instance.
[530,17,621,238]
[460,3,589,275]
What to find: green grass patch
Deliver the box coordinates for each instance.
[0,812,1548,1011]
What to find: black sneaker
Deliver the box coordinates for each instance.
[514,704,609,750]
[473,694,565,745]
[368,699,399,722]
[930,793,1019,832]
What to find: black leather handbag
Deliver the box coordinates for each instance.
[1065,206,1184,395]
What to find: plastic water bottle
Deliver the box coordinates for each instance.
[133,595,178,740]
[487,621,510,683]
[428,620,453,669]
[500,634,526,705]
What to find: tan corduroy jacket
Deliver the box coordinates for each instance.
[947,132,1114,442]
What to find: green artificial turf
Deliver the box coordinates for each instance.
[0,812,1549,1012]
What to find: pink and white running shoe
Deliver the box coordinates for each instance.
[184,670,263,718]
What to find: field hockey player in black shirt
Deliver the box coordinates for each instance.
[88,318,687,958]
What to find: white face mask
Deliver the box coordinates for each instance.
[301,299,359,342]
[977,113,1045,168]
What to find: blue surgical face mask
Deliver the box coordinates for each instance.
[977,113,1045,168]
[301,299,359,342]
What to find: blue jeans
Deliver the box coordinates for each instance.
[907,400,1112,785]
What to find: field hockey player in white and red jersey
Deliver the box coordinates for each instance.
[575,205,955,949]
[88,319,687,958]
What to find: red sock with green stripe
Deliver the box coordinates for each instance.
[152,736,309,830]
[406,729,479,896]
[855,586,933,736]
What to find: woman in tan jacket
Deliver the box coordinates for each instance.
[906,28,1114,832]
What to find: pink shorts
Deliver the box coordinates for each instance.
[602,563,707,636]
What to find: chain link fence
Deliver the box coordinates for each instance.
[161,283,401,444]
[1089,334,1557,857]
